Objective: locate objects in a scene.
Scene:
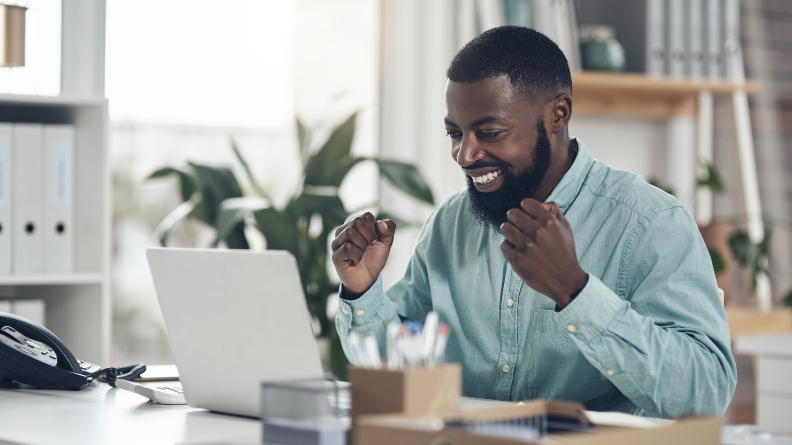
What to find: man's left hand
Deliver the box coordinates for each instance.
[499,199,588,309]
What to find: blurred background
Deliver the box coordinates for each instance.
[2,0,791,427]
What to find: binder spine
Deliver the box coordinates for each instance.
[0,124,11,274]
[646,0,667,76]
[12,124,44,273]
[43,125,74,273]
[706,0,723,79]
[668,0,687,78]
[689,0,705,79]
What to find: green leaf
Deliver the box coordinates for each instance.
[783,288,792,309]
[728,228,773,290]
[289,193,348,231]
[329,329,349,381]
[230,138,269,199]
[696,163,725,193]
[728,229,752,266]
[188,162,244,226]
[153,194,202,246]
[216,198,271,246]
[303,113,357,186]
[296,117,310,165]
[373,159,435,205]
[252,207,299,254]
[708,247,725,276]
[147,167,196,202]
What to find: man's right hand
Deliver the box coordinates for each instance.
[331,212,396,298]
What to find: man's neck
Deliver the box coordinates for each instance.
[535,137,576,202]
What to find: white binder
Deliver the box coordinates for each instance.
[723,0,740,80]
[12,124,44,273]
[706,0,723,79]
[646,0,667,76]
[0,124,11,274]
[668,0,687,77]
[688,0,705,79]
[43,125,74,272]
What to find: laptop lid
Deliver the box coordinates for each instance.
[146,248,324,418]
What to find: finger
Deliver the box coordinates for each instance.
[350,214,378,245]
[520,198,552,223]
[499,222,528,247]
[331,226,370,253]
[499,239,516,262]
[506,208,538,237]
[332,242,364,267]
[375,219,397,247]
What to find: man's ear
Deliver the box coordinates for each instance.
[546,93,572,134]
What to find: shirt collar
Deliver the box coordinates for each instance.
[544,137,594,214]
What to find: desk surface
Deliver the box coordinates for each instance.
[0,381,261,445]
[734,333,792,356]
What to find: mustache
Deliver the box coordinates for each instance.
[462,161,507,171]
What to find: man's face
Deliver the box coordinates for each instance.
[445,75,553,227]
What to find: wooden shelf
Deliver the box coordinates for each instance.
[726,308,792,340]
[571,71,761,119]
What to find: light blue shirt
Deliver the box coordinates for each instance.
[336,138,736,418]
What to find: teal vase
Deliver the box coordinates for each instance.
[580,38,626,72]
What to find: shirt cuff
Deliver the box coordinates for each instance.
[553,274,627,344]
[337,274,388,329]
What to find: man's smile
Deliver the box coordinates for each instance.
[466,168,504,192]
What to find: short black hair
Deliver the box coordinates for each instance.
[447,26,572,100]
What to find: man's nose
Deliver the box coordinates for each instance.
[454,133,484,168]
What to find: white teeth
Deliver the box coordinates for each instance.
[472,170,501,185]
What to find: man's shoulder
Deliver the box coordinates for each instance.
[583,160,686,221]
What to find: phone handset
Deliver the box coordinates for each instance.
[0,311,146,390]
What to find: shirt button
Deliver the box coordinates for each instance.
[502,364,510,373]
[606,369,615,376]
[567,324,577,333]
[356,309,365,316]
[341,309,349,316]
[506,299,514,307]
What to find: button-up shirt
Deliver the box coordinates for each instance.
[336,138,736,418]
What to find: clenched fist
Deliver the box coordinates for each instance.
[331,212,396,298]
[499,199,588,309]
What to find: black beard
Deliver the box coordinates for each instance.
[466,119,553,228]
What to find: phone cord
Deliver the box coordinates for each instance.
[88,364,147,387]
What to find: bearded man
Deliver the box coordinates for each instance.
[332,26,736,418]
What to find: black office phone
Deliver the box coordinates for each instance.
[0,311,145,390]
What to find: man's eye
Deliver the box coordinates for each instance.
[446,131,461,139]
[479,130,502,138]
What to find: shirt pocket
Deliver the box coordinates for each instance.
[530,308,571,338]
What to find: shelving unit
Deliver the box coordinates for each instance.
[0,94,110,364]
[571,71,760,118]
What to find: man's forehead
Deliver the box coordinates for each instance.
[445,76,537,124]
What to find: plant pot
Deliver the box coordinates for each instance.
[699,222,738,305]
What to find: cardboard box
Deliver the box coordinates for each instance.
[355,401,722,445]
[349,364,461,419]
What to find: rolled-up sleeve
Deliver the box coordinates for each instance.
[554,206,736,418]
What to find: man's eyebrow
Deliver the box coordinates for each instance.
[470,116,507,127]
[444,118,459,127]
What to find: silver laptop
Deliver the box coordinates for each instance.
[146,248,325,418]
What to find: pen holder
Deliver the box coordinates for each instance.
[349,363,462,419]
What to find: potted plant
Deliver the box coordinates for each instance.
[147,113,435,378]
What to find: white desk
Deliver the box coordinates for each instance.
[0,381,261,445]
[734,333,792,428]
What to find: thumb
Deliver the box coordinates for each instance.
[376,220,396,247]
